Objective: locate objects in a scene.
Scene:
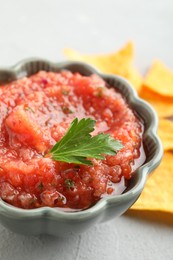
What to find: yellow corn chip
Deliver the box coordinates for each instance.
[158,119,173,151]
[144,61,173,97]
[139,87,173,118]
[64,42,142,92]
[127,67,143,92]
[131,152,173,213]
[64,42,134,70]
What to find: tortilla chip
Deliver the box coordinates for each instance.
[64,42,142,92]
[158,119,173,151]
[131,152,173,213]
[139,87,173,118]
[64,42,134,70]
[127,67,143,92]
[144,61,173,97]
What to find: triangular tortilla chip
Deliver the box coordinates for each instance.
[64,42,134,72]
[144,61,173,97]
[139,87,173,118]
[131,152,173,213]
[158,119,173,151]
[64,42,142,92]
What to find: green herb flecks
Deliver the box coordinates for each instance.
[94,86,106,98]
[62,90,69,96]
[38,182,44,190]
[61,106,73,114]
[65,179,75,190]
[24,106,35,113]
[48,118,123,166]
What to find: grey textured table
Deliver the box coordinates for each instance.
[0,1,173,259]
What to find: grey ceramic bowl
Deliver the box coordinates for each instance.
[0,59,163,237]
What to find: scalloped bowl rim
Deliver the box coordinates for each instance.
[0,58,163,220]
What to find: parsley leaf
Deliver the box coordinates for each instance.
[49,118,123,165]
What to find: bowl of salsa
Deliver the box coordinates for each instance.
[0,59,163,236]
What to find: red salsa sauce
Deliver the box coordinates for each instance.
[0,71,145,210]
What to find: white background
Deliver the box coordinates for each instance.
[0,0,173,259]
